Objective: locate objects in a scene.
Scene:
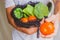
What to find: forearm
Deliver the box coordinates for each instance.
[54,0,60,14]
[6,6,17,29]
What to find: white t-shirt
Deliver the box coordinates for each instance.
[5,0,54,40]
[5,0,50,8]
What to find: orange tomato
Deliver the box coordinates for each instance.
[21,18,28,23]
[28,16,37,21]
[40,22,55,35]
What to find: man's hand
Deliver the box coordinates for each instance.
[40,12,60,38]
[17,26,38,35]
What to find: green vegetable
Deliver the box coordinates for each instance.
[14,8,23,19]
[23,14,28,18]
[23,4,34,16]
[34,2,49,19]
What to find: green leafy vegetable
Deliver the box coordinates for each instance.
[23,14,28,18]
[23,4,34,16]
[34,2,49,19]
[14,8,23,19]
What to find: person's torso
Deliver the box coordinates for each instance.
[12,29,54,40]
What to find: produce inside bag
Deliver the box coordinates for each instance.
[11,2,51,28]
[11,1,53,38]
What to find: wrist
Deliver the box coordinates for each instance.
[54,0,60,14]
[53,0,60,3]
[55,0,60,4]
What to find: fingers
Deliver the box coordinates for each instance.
[45,11,60,22]
[40,15,56,24]
[45,15,56,22]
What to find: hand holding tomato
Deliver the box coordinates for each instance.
[40,13,59,38]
